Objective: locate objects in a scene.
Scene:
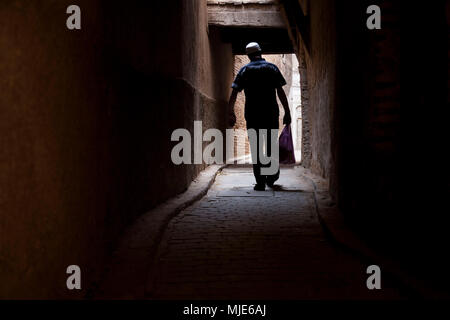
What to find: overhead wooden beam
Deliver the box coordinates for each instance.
[207,1,287,29]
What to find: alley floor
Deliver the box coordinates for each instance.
[145,166,408,300]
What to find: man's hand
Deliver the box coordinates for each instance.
[283,111,291,125]
[229,112,236,127]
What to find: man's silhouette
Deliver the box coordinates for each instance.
[228,42,291,191]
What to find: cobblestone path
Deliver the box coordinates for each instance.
[146,167,407,299]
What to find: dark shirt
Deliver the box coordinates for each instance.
[231,58,286,128]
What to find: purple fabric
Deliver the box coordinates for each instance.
[279,124,296,164]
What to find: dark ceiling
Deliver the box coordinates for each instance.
[212,26,294,55]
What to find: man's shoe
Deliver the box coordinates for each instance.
[266,181,275,188]
[253,183,266,191]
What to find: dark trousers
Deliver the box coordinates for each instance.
[247,126,280,186]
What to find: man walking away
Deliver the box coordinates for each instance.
[228,42,291,191]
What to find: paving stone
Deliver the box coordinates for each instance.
[146,167,409,300]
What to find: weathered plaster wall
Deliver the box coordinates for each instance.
[0,0,110,299]
[280,0,335,176]
[298,45,311,167]
[0,0,233,298]
[282,0,449,289]
[178,0,234,183]
[331,0,449,289]
[301,0,336,178]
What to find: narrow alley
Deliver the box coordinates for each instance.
[145,167,407,299]
[0,0,448,303]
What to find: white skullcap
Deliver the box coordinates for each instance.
[245,42,262,55]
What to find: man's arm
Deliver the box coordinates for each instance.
[227,89,238,127]
[276,86,291,125]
